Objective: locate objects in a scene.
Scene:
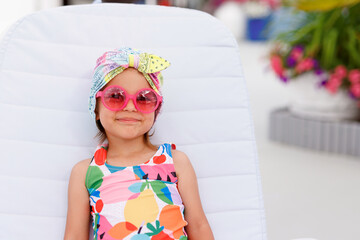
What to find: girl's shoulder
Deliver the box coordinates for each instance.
[78,158,93,169]
[68,158,93,193]
[171,148,193,180]
[70,158,93,179]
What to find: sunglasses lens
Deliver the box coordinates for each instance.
[103,87,126,109]
[136,90,158,112]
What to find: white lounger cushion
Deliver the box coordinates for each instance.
[0,3,267,240]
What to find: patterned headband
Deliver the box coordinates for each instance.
[88,47,171,120]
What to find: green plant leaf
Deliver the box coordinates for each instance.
[306,14,324,56]
[321,29,338,68]
[345,27,360,66]
[324,8,342,30]
[289,22,317,45]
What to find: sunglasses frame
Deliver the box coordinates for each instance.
[96,85,163,113]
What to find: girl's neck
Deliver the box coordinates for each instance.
[106,134,149,159]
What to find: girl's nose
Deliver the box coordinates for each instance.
[123,98,137,111]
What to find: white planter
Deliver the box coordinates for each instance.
[286,72,360,121]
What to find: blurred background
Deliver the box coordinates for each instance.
[1,1,359,240]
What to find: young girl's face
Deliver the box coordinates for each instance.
[95,67,156,140]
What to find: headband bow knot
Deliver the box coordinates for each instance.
[124,52,170,73]
[88,47,171,120]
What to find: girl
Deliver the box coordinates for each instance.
[64,47,214,240]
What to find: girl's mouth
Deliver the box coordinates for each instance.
[117,118,140,123]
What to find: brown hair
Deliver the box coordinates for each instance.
[93,101,163,150]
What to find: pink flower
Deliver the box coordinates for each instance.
[295,58,314,74]
[334,65,347,79]
[290,47,303,61]
[329,74,343,85]
[270,55,285,77]
[325,74,343,94]
[326,82,339,94]
[348,69,360,84]
[350,83,360,98]
[303,58,314,70]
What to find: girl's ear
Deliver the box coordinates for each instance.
[95,104,100,120]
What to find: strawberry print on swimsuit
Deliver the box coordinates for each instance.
[85,139,188,240]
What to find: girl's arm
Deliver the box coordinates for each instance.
[173,150,215,240]
[63,159,92,240]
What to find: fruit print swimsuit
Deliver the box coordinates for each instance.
[85,139,188,240]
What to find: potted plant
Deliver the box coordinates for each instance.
[269,0,360,121]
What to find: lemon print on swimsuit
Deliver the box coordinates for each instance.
[124,188,159,228]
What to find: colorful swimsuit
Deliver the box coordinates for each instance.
[85,139,188,240]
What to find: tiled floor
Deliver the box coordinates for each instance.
[237,40,360,240]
